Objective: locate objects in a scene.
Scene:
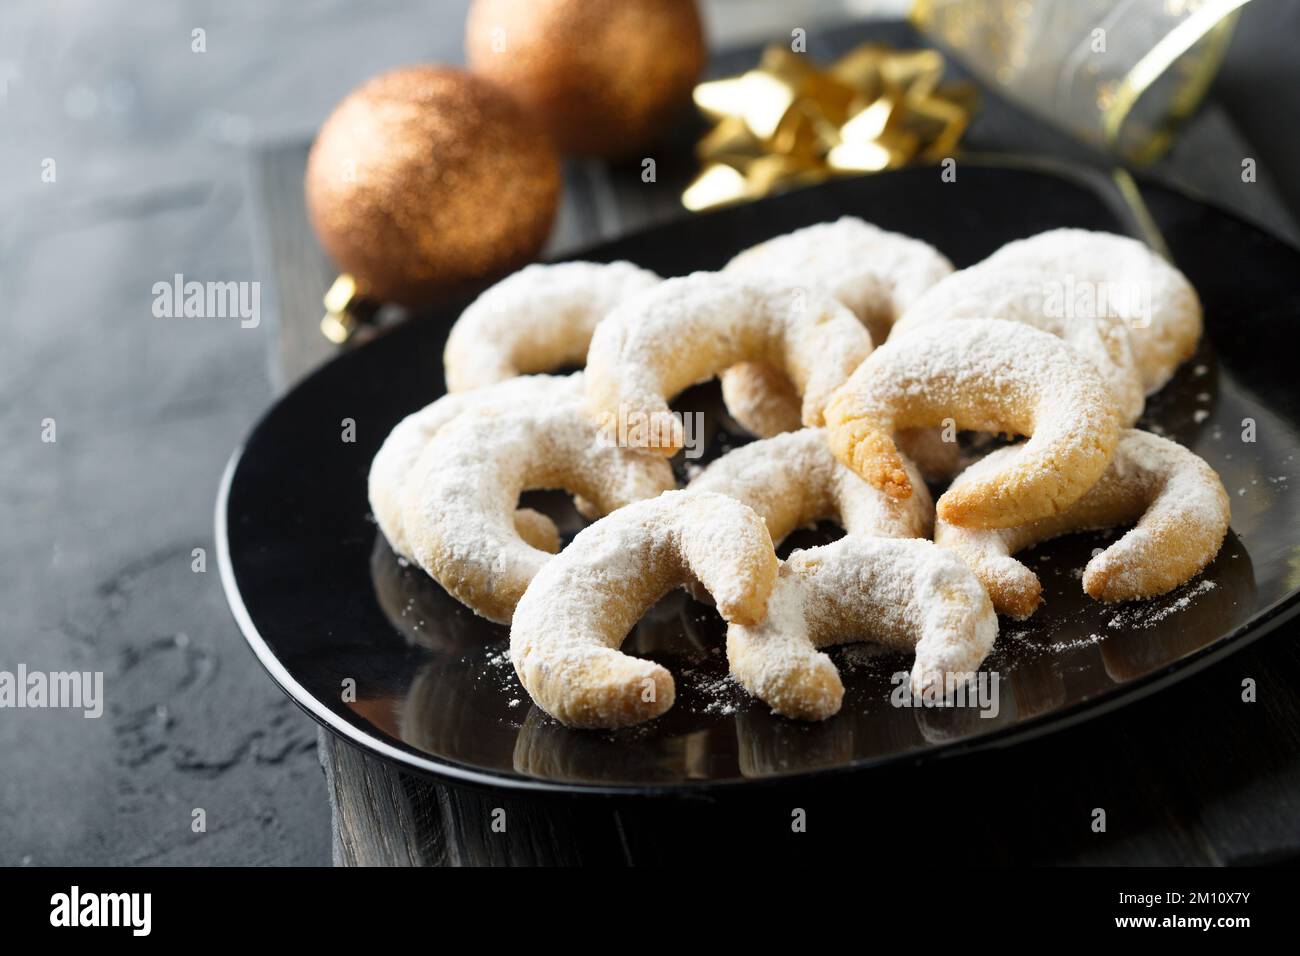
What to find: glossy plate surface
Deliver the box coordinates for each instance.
[218,165,1300,793]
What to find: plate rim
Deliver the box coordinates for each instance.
[216,163,1300,795]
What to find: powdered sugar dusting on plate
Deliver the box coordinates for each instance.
[1107,579,1217,630]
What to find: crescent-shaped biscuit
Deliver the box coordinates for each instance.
[716,360,804,436]
[823,319,1122,528]
[443,261,661,392]
[510,491,779,728]
[685,428,933,542]
[936,429,1230,618]
[981,229,1202,394]
[400,375,676,624]
[720,217,953,439]
[727,537,998,720]
[710,345,963,482]
[894,268,1146,424]
[585,273,872,455]
[724,216,954,348]
[369,374,578,559]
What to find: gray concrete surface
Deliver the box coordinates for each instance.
[0,0,482,867]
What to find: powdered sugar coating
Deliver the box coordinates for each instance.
[443,260,661,392]
[399,374,676,624]
[824,319,1122,528]
[727,537,997,720]
[936,428,1230,617]
[720,216,953,437]
[710,344,964,482]
[980,229,1201,394]
[585,272,871,454]
[717,360,804,436]
[894,266,1146,424]
[686,428,933,542]
[369,374,579,558]
[725,216,954,343]
[510,491,778,728]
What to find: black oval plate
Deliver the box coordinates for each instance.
[217,165,1300,794]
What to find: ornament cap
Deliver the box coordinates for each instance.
[320,274,379,345]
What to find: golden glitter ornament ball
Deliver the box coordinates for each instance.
[305,65,561,306]
[466,0,706,159]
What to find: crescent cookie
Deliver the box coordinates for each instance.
[936,429,1230,618]
[727,537,998,720]
[585,272,871,455]
[369,374,578,559]
[823,319,1122,529]
[894,268,1146,424]
[400,374,676,624]
[982,229,1201,395]
[686,428,933,542]
[510,491,779,728]
[720,217,954,437]
[711,356,962,481]
[443,260,661,393]
[725,218,954,340]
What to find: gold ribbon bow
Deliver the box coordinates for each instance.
[683,43,977,212]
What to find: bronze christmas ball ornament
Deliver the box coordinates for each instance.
[305,65,561,307]
[466,0,706,159]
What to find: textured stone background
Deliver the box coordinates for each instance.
[2,0,1299,866]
